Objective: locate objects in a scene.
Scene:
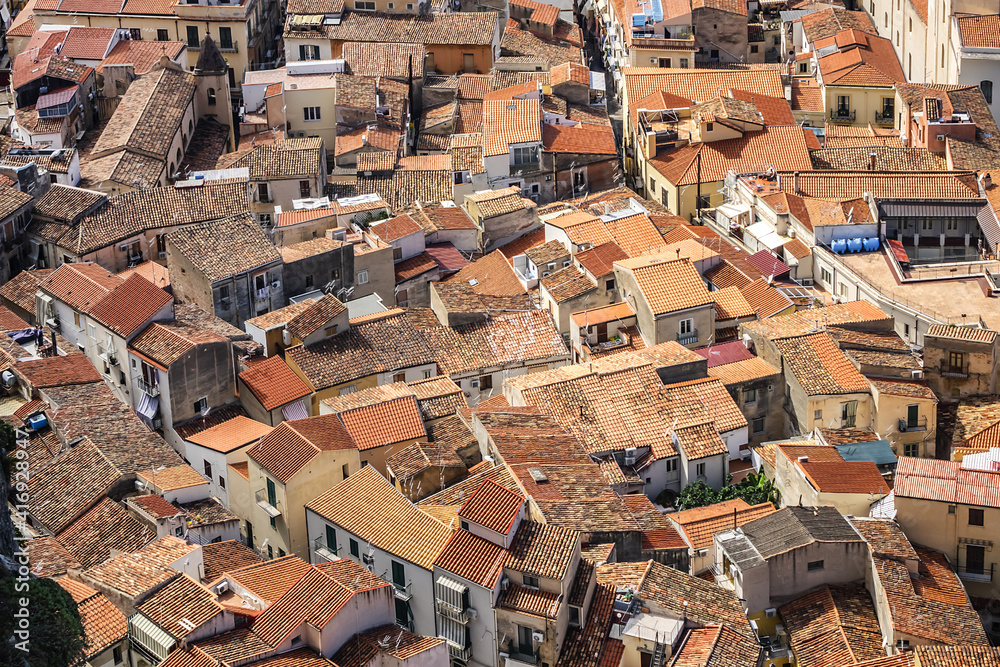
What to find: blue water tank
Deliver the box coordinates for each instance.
[863,237,880,252]
[848,238,863,253]
[27,414,47,431]
[832,239,848,254]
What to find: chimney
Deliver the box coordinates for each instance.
[986,173,994,189]
[605,203,610,215]
[869,151,877,171]
[793,172,800,194]
[675,247,681,259]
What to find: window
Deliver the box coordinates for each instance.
[299,180,311,198]
[357,269,369,284]
[606,279,615,291]
[73,312,81,329]
[814,409,822,421]
[350,538,360,557]
[710,49,719,59]
[841,400,858,428]
[393,372,406,383]
[799,63,808,73]
[395,598,411,627]
[750,44,758,53]
[921,218,933,231]
[513,146,536,165]
[659,57,672,67]
[305,275,314,289]
[666,458,678,472]
[949,351,965,374]
[326,325,339,337]
[837,95,850,113]
[218,284,231,311]
[218,27,233,49]
[342,463,350,480]
[696,462,706,477]
[304,106,321,121]
[219,475,225,489]
[392,560,406,588]
[949,505,956,514]
[706,122,714,132]
[807,560,825,571]
[257,183,270,202]
[393,247,403,262]
[157,28,169,41]
[679,318,694,335]
[523,575,540,589]
[907,404,920,429]
[113,646,123,664]
[194,397,208,413]
[422,369,432,379]
[697,194,711,210]
[744,388,757,404]
[207,87,216,106]
[882,98,894,116]
[267,545,273,559]
[752,416,765,434]
[204,460,212,479]
[904,443,919,457]
[821,267,832,284]
[480,375,493,390]
[461,520,469,531]
[970,508,985,526]
[982,81,994,104]
[569,606,581,626]
[355,0,375,7]
[299,44,320,61]
[967,544,986,575]
[947,218,959,231]
[129,27,142,40]
[680,58,689,68]
[331,268,341,282]
[650,177,655,193]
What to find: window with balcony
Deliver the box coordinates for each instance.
[218,27,233,50]
[187,26,200,47]
[326,525,337,551]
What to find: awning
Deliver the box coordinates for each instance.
[136,391,159,428]
[879,202,982,218]
[716,203,750,219]
[128,614,175,661]
[435,576,467,612]
[438,615,465,648]
[745,221,786,250]
[281,399,308,421]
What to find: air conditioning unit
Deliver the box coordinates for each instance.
[214,581,230,595]
[282,329,292,346]
[801,278,814,285]
[898,419,908,432]
[470,379,480,388]
[158,251,167,259]
[765,608,777,618]
[467,608,478,620]
[532,632,544,643]
[911,369,923,379]
[624,447,637,466]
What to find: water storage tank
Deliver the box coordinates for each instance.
[27,414,47,431]
[863,237,880,252]
[847,238,863,253]
[832,239,848,254]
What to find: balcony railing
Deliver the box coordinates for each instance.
[830,108,856,122]
[678,329,699,346]
[219,40,238,52]
[899,416,928,432]
[435,600,470,624]
[255,488,282,517]
[313,536,339,561]
[506,647,541,666]
[874,111,894,125]
[512,161,539,174]
[955,562,994,582]
[394,581,413,601]
[448,643,473,661]
[256,287,269,301]
[136,378,159,397]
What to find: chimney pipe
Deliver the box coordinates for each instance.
[793,171,800,194]
[50,329,57,355]
[869,151,877,171]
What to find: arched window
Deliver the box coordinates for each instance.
[982,81,994,105]
[188,119,194,133]
[176,147,183,164]
[207,87,216,106]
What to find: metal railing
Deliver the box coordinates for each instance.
[136,378,159,397]
[448,643,473,661]
[506,648,540,665]
[830,108,856,121]
[255,488,282,517]
[943,364,970,378]
[394,580,413,601]
[899,415,928,431]
[220,40,238,52]
[678,329,698,346]
[313,536,339,561]
[435,600,470,624]
[955,562,994,582]
[874,111,894,125]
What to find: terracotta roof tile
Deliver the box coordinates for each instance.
[129,494,182,519]
[307,467,452,569]
[136,574,223,639]
[615,255,713,314]
[167,214,279,282]
[248,414,356,483]
[28,535,82,577]
[433,529,506,587]
[779,584,885,667]
[775,333,871,395]
[185,416,273,453]
[458,479,524,534]
[707,356,780,386]
[337,396,426,451]
[218,556,311,605]
[239,356,312,411]
[956,14,1000,48]
[56,497,151,569]
[670,499,776,551]
[507,519,578,580]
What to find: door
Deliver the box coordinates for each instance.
[463,53,475,72]
[907,404,919,428]
[245,521,254,548]
[266,478,276,507]
[967,545,986,575]
[596,322,608,343]
[517,625,533,655]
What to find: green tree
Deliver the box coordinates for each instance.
[0,566,87,667]
[674,472,780,511]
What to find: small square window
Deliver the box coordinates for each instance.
[948,505,956,514]
[814,409,823,421]
[970,508,985,526]
[461,520,469,530]
[752,417,765,434]
[523,575,539,588]
[807,560,824,571]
